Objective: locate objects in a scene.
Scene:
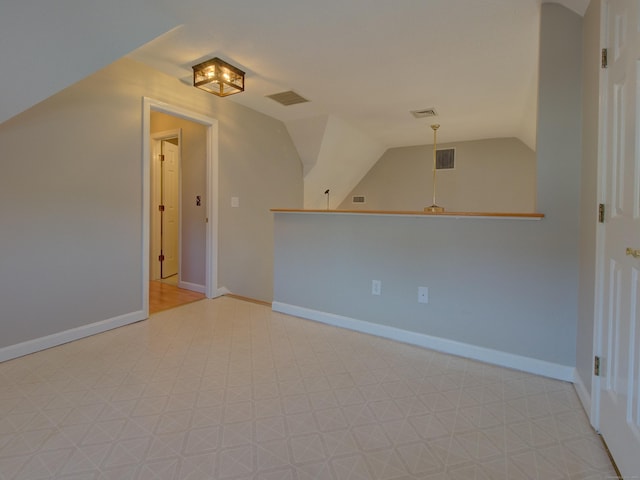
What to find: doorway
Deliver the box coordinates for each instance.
[141,98,220,317]
[151,132,181,283]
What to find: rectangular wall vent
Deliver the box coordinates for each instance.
[411,108,438,118]
[352,195,366,204]
[266,90,309,106]
[436,148,455,169]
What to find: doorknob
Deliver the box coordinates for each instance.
[626,247,640,258]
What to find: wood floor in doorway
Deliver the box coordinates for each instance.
[149,280,205,314]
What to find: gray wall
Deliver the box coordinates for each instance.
[273,4,583,368]
[0,58,302,349]
[576,0,601,397]
[218,100,303,302]
[151,112,207,287]
[274,213,576,365]
[339,138,536,213]
[535,3,583,361]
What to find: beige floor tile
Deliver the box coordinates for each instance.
[0,297,618,479]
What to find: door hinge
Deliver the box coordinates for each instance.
[601,48,608,68]
[594,356,600,376]
[159,154,165,162]
[158,254,165,262]
[158,204,165,212]
[598,203,605,223]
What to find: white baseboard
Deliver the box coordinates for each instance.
[573,369,592,417]
[0,311,146,363]
[216,286,231,297]
[178,281,206,294]
[272,302,576,382]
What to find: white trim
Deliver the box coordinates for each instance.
[142,98,219,316]
[272,302,576,382]
[206,118,220,299]
[178,281,206,294]
[574,369,592,417]
[142,101,152,316]
[590,0,610,431]
[216,286,232,297]
[0,311,145,363]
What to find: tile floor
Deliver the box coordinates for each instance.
[0,297,617,479]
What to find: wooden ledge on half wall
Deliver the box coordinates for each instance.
[270,209,544,220]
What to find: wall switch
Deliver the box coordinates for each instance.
[418,286,429,304]
[372,280,381,296]
[231,197,240,208]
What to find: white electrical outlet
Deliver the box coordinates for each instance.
[231,197,240,208]
[418,286,429,304]
[372,280,381,296]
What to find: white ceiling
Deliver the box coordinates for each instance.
[129,0,588,150]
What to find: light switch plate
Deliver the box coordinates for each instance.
[418,286,429,304]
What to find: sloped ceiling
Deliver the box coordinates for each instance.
[128,0,589,149]
[0,0,179,126]
[1,0,588,149]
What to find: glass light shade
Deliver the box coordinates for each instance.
[192,57,245,97]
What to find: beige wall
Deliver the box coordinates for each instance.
[339,137,536,212]
[0,57,302,349]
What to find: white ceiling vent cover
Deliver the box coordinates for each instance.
[410,108,438,119]
[266,91,309,106]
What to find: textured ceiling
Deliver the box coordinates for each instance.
[129,0,588,149]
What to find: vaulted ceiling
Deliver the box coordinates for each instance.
[128,0,588,149]
[2,1,588,151]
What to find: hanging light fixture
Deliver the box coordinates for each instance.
[424,124,445,213]
[192,57,245,97]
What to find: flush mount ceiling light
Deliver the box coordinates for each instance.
[192,57,245,97]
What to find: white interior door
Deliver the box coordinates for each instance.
[150,141,162,281]
[161,140,180,278]
[597,0,640,477]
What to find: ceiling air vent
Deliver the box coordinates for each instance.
[352,195,366,204]
[410,108,438,119]
[266,90,309,106]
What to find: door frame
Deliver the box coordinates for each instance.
[590,0,609,431]
[142,97,219,316]
[150,129,182,282]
